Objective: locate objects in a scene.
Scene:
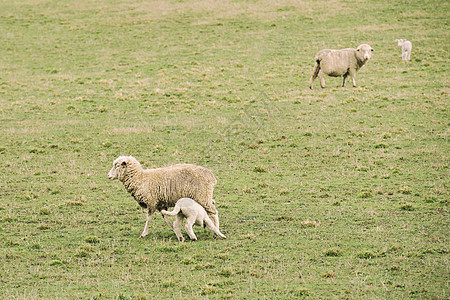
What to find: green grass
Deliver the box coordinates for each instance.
[0,0,448,298]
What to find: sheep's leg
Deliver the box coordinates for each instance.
[348,70,357,87]
[184,216,198,241]
[161,213,174,230]
[318,71,325,88]
[139,210,154,239]
[204,218,226,239]
[210,213,219,230]
[173,215,185,242]
[309,61,320,89]
[342,75,347,87]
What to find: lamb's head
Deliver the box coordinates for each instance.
[395,39,405,46]
[356,44,374,61]
[108,156,141,181]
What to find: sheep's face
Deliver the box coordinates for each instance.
[396,39,404,46]
[356,44,374,61]
[108,156,130,181]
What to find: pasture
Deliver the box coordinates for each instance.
[0,0,448,298]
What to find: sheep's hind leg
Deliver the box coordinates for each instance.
[139,210,154,239]
[342,75,347,87]
[161,213,174,230]
[318,71,326,88]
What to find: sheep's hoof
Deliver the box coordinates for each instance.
[138,235,145,239]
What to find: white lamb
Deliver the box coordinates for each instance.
[161,198,226,242]
[309,44,374,89]
[395,39,412,61]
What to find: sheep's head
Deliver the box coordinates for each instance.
[108,156,140,181]
[356,44,374,61]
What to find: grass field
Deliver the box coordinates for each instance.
[0,0,448,298]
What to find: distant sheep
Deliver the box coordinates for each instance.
[108,156,219,238]
[161,198,226,242]
[309,44,374,89]
[395,39,412,61]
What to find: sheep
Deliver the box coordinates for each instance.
[395,39,412,61]
[107,156,219,239]
[309,44,374,89]
[161,198,226,242]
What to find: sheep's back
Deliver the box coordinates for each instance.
[317,49,354,76]
[143,164,216,209]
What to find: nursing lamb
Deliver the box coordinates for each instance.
[161,198,226,242]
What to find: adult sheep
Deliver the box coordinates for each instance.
[309,44,374,89]
[107,156,219,239]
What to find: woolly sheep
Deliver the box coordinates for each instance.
[395,39,412,61]
[107,156,219,239]
[161,198,226,242]
[309,44,374,89]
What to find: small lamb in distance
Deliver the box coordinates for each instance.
[161,198,226,242]
[309,44,374,89]
[395,39,412,61]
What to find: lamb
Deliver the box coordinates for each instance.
[161,198,226,242]
[309,44,374,89]
[107,156,219,239]
[395,39,412,61]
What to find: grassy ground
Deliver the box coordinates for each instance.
[0,0,448,298]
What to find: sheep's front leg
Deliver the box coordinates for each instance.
[210,213,220,230]
[348,70,357,87]
[139,209,154,239]
[204,218,226,239]
[184,216,198,241]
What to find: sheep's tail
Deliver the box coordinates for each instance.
[161,204,181,216]
[309,59,320,89]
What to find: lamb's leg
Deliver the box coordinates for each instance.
[173,215,185,242]
[204,218,226,239]
[184,216,198,241]
[139,209,154,239]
